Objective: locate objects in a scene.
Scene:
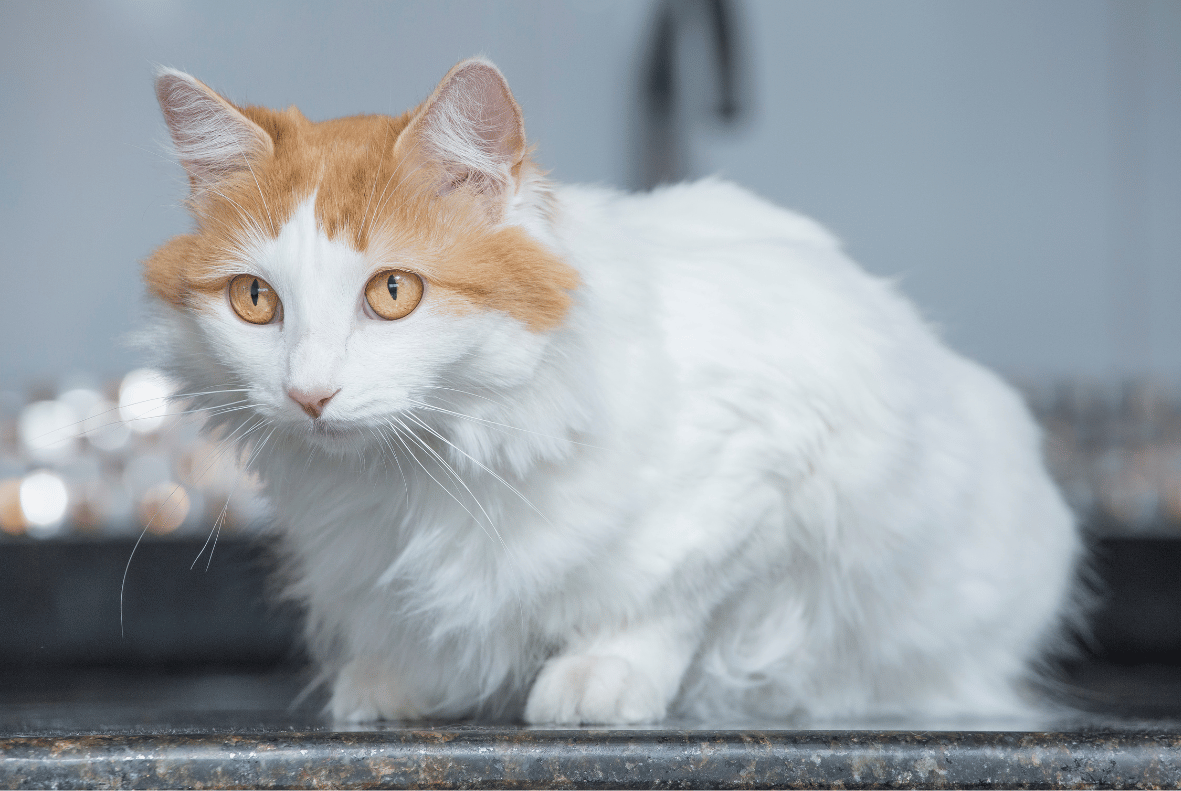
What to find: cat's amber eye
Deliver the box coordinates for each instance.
[365,269,424,320]
[228,274,281,325]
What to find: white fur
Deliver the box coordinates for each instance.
[150,173,1080,726]
[149,55,1077,727]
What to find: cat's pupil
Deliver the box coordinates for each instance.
[387,274,398,301]
[250,278,259,306]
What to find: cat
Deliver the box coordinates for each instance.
[144,57,1081,725]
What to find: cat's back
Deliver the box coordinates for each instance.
[555,179,946,411]
[550,179,1059,523]
[591,178,841,250]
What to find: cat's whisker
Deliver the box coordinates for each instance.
[384,422,469,522]
[111,281,266,634]
[22,394,254,446]
[119,411,264,634]
[419,384,509,409]
[405,402,525,446]
[418,378,525,420]
[205,423,277,571]
[370,158,432,229]
[165,148,273,241]
[414,387,523,423]
[129,142,269,237]
[127,141,257,221]
[372,425,410,497]
[168,388,254,399]
[405,398,601,450]
[402,410,550,526]
[187,413,269,489]
[385,418,506,557]
[120,498,176,637]
[411,393,488,421]
[391,420,525,634]
[193,421,275,571]
[383,420,527,631]
[162,399,256,418]
[201,403,260,420]
[388,433,410,497]
[189,417,272,570]
[389,415,500,536]
[205,105,279,237]
[357,117,393,243]
[366,162,408,232]
[366,428,389,475]
[240,155,277,237]
[302,438,318,475]
[186,172,270,239]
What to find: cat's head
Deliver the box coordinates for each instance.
[144,59,580,459]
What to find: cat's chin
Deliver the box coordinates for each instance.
[292,419,371,455]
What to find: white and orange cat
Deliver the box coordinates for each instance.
[145,58,1080,724]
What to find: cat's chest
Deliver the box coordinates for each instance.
[267,443,656,600]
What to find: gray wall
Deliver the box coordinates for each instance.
[2,0,1178,389]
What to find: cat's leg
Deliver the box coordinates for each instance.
[524,612,699,725]
[329,656,422,722]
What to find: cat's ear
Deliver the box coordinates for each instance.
[154,67,274,190]
[395,58,527,214]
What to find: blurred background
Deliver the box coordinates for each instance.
[1,0,1180,710]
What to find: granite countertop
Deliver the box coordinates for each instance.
[8,727,1181,790]
[4,667,1181,789]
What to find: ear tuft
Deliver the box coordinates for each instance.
[154,67,274,189]
[397,58,526,204]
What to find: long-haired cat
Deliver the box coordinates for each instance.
[144,58,1080,724]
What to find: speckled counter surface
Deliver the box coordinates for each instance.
[4,668,1181,789]
[7,728,1181,790]
[10,727,1181,790]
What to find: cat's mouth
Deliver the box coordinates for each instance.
[307,419,354,438]
[289,417,357,443]
[294,417,370,455]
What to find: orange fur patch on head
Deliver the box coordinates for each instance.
[143,233,204,307]
[145,64,578,332]
[367,175,579,332]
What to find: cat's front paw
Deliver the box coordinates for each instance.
[524,654,666,725]
[329,657,422,723]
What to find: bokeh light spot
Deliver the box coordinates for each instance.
[18,400,79,462]
[20,470,69,535]
[119,368,173,434]
[139,482,191,535]
[0,478,26,535]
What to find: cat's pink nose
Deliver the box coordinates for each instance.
[288,387,339,419]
